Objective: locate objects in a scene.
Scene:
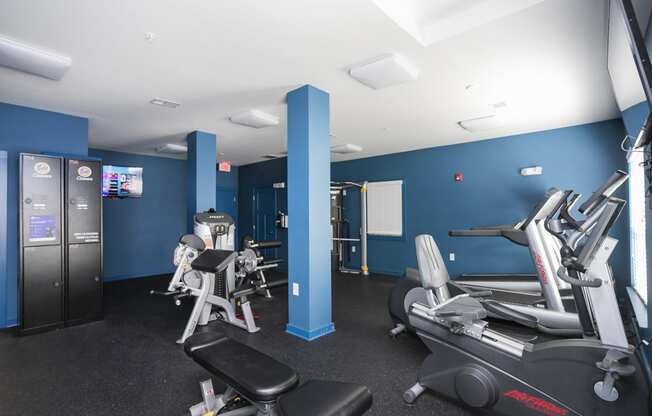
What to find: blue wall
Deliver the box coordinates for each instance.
[239,119,630,286]
[217,165,239,190]
[332,120,629,281]
[88,149,187,281]
[0,102,89,328]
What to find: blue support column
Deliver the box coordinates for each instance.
[187,131,217,231]
[0,151,6,327]
[286,85,334,341]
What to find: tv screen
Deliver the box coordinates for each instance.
[607,0,652,147]
[102,165,143,198]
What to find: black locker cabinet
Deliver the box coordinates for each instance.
[65,159,103,325]
[19,154,65,334]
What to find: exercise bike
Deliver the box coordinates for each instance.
[401,182,649,415]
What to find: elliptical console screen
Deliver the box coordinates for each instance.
[102,165,143,198]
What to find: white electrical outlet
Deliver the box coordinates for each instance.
[449,252,455,261]
[352,246,356,253]
[292,283,300,296]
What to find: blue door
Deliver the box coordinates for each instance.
[216,188,238,240]
[253,187,277,257]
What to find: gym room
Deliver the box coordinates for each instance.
[1,0,652,415]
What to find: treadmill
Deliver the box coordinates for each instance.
[450,170,628,297]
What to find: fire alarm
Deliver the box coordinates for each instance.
[455,171,463,182]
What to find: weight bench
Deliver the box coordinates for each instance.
[184,332,372,416]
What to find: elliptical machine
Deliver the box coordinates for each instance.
[401,180,649,415]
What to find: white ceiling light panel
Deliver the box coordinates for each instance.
[458,114,504,132]
[229,109,279,128]
[156,143,187,154]
[331,143,363,154]
[0,35,71,80]
[349,54,419,89]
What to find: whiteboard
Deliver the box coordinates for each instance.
[367,180,403,236]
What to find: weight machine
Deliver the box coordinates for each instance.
[330,181,369,276]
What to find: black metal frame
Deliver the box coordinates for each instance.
[609,0,652,110]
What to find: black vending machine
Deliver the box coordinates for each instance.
[19,154,65,334]
[65,158,103,325]
[19,154,103,334]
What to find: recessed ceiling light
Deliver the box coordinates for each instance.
[150,98,180,108]
[349,54,419,89]
[230,109,279,128]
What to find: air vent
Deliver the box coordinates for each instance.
[150,98,180,108]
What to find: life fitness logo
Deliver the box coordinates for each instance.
[32,162,52,178]
[76,166,93,181]
[504,390,568,416]
[533,253,548,285]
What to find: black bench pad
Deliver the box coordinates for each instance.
[278,380,372,416]
[184,333,299,403]
[190,249,236,273]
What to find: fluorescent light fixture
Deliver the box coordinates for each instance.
[150,98,180,108]
[0,35,71,80]
[262,153,285,159]
[156,143,187,154]
[230,109,279,128]
[458,114,504,132]
[349,54,419,89]
[331,144,363,154]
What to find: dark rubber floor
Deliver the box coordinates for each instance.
[0,272,472,416]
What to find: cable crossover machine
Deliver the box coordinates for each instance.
[330,181,369,276]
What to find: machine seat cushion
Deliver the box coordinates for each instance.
[190,249,236,273]
[184,334,299,403]
[277,380,373,416]
[179,234,206,251]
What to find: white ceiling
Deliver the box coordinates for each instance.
[0,0,623,165]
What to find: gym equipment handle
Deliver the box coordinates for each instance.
[469,290,493,298]
[250,240,282,249]
[482,300,538,329]
[557,267,602,288]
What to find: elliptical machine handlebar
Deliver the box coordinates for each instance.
[544,189,597,336]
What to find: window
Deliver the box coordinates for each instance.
[629,149,647,305]
[367,180,403,237]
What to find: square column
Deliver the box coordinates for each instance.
[286,85,334,340]
[187,131,217,231]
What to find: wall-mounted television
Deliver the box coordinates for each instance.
[607,0,652,148]
[102,165,143,198]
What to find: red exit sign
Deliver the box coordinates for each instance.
[218,161,231,172]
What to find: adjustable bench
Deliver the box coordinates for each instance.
[184,332,372,416]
